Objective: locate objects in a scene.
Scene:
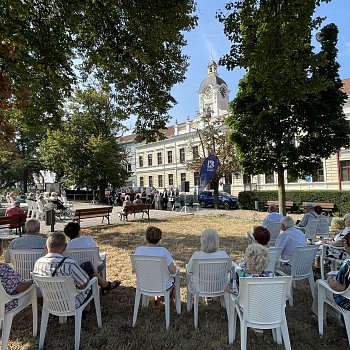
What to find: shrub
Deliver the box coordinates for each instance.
[331,217,345,230]
[238,190,350,216]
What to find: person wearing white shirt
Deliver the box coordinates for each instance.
[261,204,284,228]
[275,216,307,261]
[187,229,229,273]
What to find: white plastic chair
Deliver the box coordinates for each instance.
[277,245,319,306]
[32,275,101,350]
[317,217,330,239]
[30,202,39,219]
[266,221,282,246]
[130,255,181,330]
[0,283,37,350]
[228,276,292,349]
[9,249,46,280]
[317,279,350,347]
[65,247,107,281]
[303,219,320,243]
[319,244,349,280]
[186,257,232,328]
[267,247,282,273]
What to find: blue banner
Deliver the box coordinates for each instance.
[199,155,220,191]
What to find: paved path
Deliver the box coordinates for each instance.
[1,201,303,238]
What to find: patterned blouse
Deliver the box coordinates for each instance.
[0,263,24,312]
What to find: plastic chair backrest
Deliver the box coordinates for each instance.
[64,248,99,271]
[37,200,44,213]
[191,258,232,295]
[266,221,281,244]
[32,274,78,313]
[9,249,46,280]
[290,245,319,277]
[238,276,291,325]
[130,255,170,294]
[304,219,319,241]
[317,217,330,236]
[267,247,282,272]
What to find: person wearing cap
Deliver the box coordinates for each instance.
[5,200,26,217]
[296,203,319,230]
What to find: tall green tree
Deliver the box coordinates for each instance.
[187,111,240,209]
[40,87,128,202]
[219,0,349,214]
[0,0,197,146]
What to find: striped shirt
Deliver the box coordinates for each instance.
[34,253,90,307]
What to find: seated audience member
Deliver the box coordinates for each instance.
[49,192,66,210]
[5,200,25,217]
[0,238,33,312]
[5,219,46,262]
[275,216,306,261]
[187,229,229,273]
[316,213,350,265]
[262,204,284,228]
[248,226,271,246]
[227,243,274,295]
[133,194,143,205]
[312,233,350,325]
[134,226,176,290]
[34,232,119,298]
[123,195,132,207]
[296,203,318,229]
[27,192,36,201]
[64,222,105,273]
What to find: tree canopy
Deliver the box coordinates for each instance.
[0,0,197,147]
[40,87,128,202]
[219,1,349,214]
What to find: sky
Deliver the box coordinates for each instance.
[167,0,350,125]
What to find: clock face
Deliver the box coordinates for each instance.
[203,86,213,99]
[220,86,227,98]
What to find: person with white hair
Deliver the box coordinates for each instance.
[186,229,229,273]
[275,216,306,260]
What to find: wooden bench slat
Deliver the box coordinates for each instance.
[73,206,113,224]
[121,204,151,221]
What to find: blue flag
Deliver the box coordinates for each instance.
[199,155,220,191]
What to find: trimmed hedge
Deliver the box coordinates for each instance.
[238,190,350,216]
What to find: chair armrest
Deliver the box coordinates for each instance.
[170,266,180,278]
[232,261,240,269]
[318,278,345,296]
[8,283,36,300]
[275,269,287,276]
[78,276,98,293]
[279,258,290,264]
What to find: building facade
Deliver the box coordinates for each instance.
[122,62,350,196]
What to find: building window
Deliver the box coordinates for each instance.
[194,172,200,186]
[341,160,350,181]
[168,174,174,186]
[167,150,173,164]
[179,148,185,163]
[139,177,144,187]
[225,174,232,185]
[147,154,152,166]
[243,174,251,184]
[180,173,186,182]
[149,176,153,188]
[265,172,275,184]
[192,146,199,159]
[312,163,324,182]
[157,152,162,165]
[158,175,163,188]
[139,156,143,168]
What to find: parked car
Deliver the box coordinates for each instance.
[198,190,238,209]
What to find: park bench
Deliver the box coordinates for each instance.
[302,202,335,215]
[0,214,27,236]
[266,200,295,213]
[120,204,151,222]
[72,206,113,224]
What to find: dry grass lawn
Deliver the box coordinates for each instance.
[4,214,348,349]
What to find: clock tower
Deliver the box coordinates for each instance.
[198,58,230,119]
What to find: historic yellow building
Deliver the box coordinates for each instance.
[122,61,350,195]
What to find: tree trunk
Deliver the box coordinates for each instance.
[99,180,106,204]
[277,167,286,215]
[23,169,28,193]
